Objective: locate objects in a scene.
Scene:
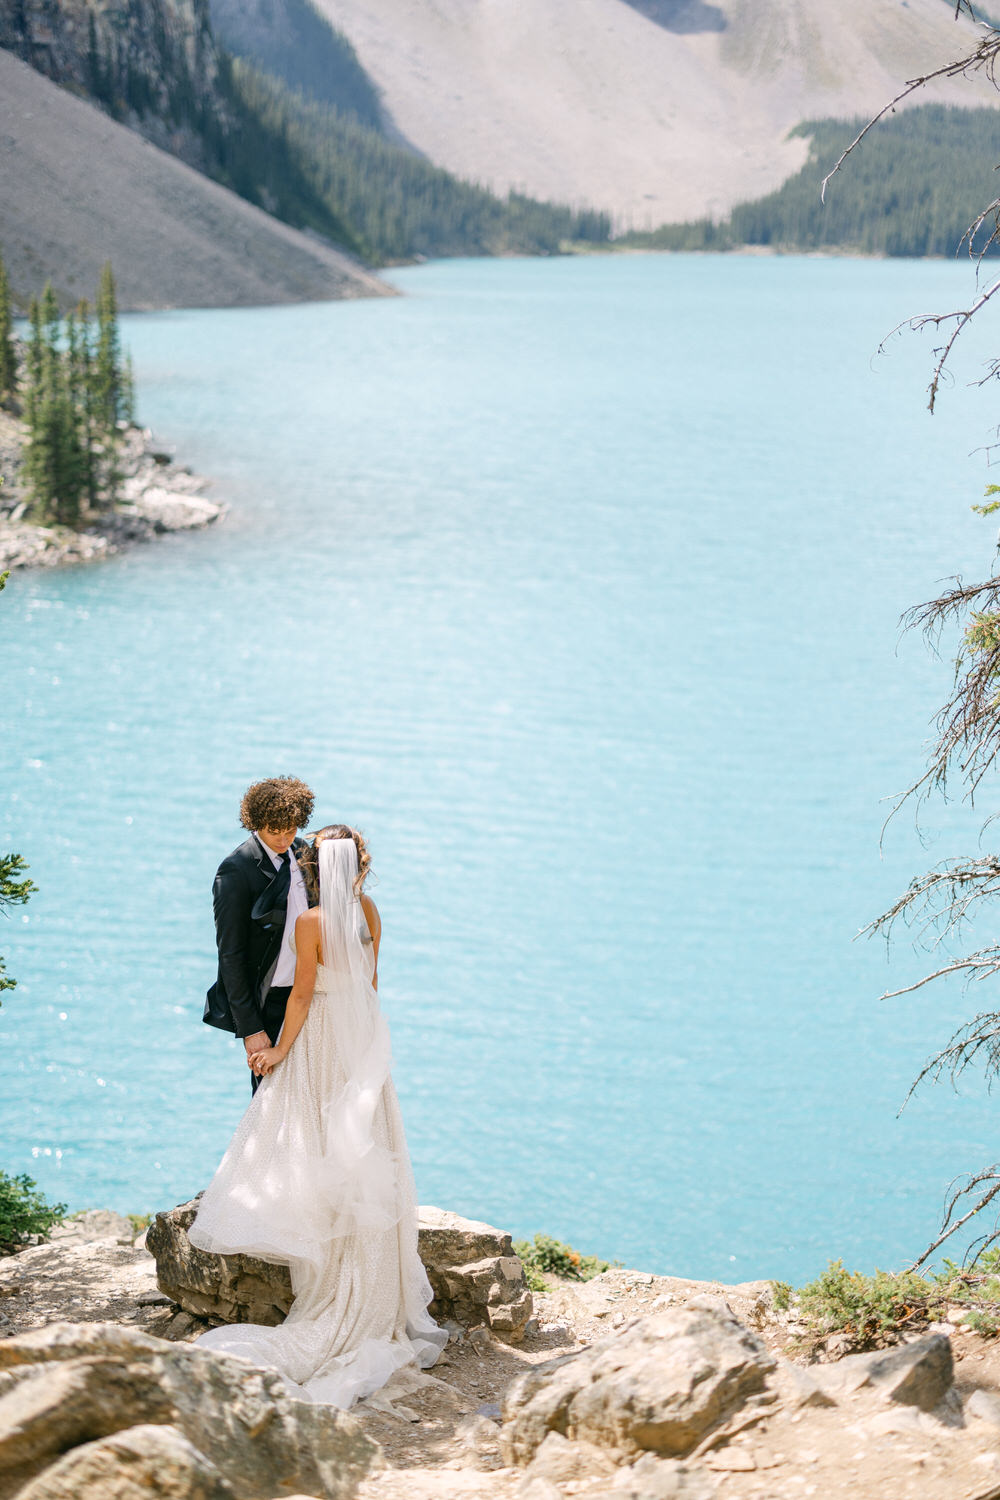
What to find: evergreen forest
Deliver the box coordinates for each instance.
[0,258,135,526]
[621,106,1000,259]
[230,64,612,264]
[71,0,611,266]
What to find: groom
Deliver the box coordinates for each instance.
[204,776,316,1091]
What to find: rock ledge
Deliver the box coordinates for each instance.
[147,1197,533,1343]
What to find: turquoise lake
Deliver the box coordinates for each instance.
[5,252,1000,1284]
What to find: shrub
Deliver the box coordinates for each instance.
[0,1170,66,1252]
[514,1232,611,1289]
[779,1251,1000,1353]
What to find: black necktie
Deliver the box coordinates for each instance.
[252,848,292,930]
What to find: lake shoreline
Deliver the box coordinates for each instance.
[0,413,225,572]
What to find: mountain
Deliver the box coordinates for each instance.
[0,0,610,299]
[623,104,1000,257]
[0,49,388,310]
[304,0,1000,229]
[207,0,382,125]
[0,0,364,250]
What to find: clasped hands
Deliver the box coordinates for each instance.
[244,1030,284,1078]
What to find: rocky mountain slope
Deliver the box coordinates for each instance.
[0,48,389,309]
[0,0,611,304]
[305,0,1000,228]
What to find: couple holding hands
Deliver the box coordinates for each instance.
[189,776,445,1408]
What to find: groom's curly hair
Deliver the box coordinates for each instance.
[240,777,315,832]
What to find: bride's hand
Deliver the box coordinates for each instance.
[249,1046,283,1076]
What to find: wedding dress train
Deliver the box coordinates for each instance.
[188,838,446,1407]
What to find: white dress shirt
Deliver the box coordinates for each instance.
[256,836,309,988]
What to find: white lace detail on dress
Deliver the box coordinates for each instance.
[188,838,446,1407]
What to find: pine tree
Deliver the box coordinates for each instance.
[94,261,126,507]
[61,310,89,523]
[22,294,56,521]
[23,285,83,525]
[22,297,42,439]
[73,299,98,512]
[94,261,123,440]
[21,266,130,522]
[0,253,16,406]
[38,283,76,525]
[121,351,136,427]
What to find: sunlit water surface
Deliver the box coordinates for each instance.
[5,253,1000,1283]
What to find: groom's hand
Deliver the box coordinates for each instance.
[244,1031,271,1070]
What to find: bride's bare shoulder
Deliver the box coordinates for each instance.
[360,894,380,939]
[295,907,322,940]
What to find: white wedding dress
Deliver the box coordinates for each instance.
[188,838,446,1408]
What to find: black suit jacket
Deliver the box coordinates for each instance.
[203,834,313,1037]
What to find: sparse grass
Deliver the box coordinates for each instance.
[514,1233,612,1292]
[772,1250,1000,1354]
[127,1213,151,1239]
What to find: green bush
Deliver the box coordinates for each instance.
[514,1232,611,1290]
[0,1170,66,1253]
[779,1250,1000,1352]
[794,1260,936,1347]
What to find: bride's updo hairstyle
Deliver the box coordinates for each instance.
[303,824,372,901]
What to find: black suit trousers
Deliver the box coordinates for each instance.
[249,984,291,1096]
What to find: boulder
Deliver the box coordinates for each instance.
[52,1210,136,1245]
[768,1357,835,1411]
[603,1453,718,1498]
[500,1299,775,1464]
[147,1199,533,1342]
[521,1431,618,1485]
[145,1199,290,1326]
[0,1322,380,1500]
[808,1333,954,1412]
[966,1387,1000,1427]
[14,1423,232,1500]
[419,1208,533,1341]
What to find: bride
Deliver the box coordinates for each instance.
[188,824,447,1407]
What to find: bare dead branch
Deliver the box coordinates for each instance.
[911,1166,1000,1269]
[899,1007,1000,1110]
[881,951,1000,1000]
[821,14,1000,203]
[861,855,1000,958]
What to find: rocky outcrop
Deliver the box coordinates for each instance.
[417,1206,533,1341]
[3,1215,1000,1500]
[146,1197,291,1328]
[147,1198,534,1341]
[0,1321,380,1500]
[0,417,226,572]
[500,1296,776,1465]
